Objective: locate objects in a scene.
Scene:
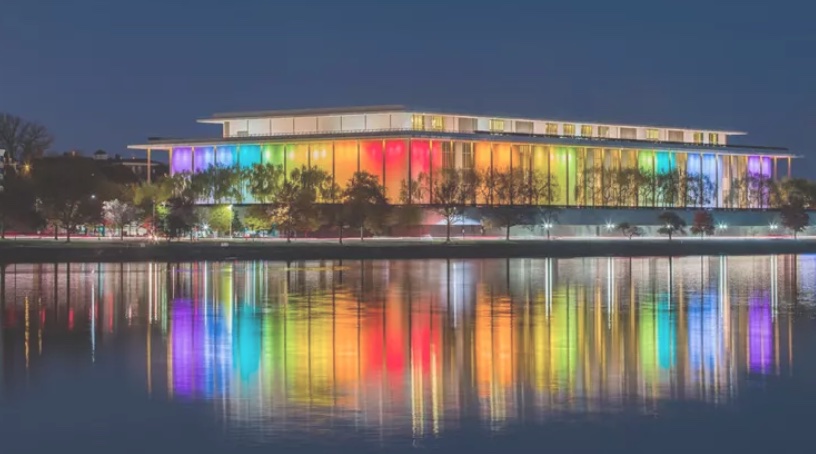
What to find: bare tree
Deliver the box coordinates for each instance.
[0,114,54,162]
[103,199,141,240]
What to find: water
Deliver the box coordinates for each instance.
[1,256,816,453]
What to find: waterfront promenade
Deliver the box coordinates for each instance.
[2,235,815,263]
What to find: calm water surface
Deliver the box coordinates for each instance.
[2,256,816,453]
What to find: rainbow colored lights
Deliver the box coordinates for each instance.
[169,140,781,207]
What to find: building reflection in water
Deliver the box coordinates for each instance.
[0,256,808,439]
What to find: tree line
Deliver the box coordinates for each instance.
[2,155,812,242]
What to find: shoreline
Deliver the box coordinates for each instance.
[2,237,816,263]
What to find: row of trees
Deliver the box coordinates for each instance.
[2,155,814,242]
[616,203,810,240]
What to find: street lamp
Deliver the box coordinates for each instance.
[544,222,552,240]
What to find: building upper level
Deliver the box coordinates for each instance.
[197,105,745,147]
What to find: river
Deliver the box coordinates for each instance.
[1,256,815,453]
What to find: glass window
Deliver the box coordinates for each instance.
[546,123,558,135]
[597,126,610,138]
[620,127,637,140]
[442,142,455,169]
[412,114,425,131]
[563,124,576,136]
[693,132,704,144]
[646,129,660,140]
[581,125,593,137]
[431,116,444,131]
[668,130,684,142]
[462,143,474,169]
[516,120,533,134]
[489,119,505,132]
[708,133,719,145]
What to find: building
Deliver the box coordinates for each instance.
[128,105,793,208]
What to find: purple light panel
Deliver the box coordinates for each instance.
[171,147,193,174]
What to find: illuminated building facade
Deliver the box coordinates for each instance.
[129,106,793,208]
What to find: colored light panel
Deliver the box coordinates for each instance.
[553,147,577,205]
[261,144,285,167]
[309,142,332,176]
[239,145,261,169]
[171,147,193,174]
[334,141,358,190]
[655,151,675,174]
[411,139,430,186]
[193,146,215,173]
[360,140,384,187]
[474,142,492,204]
[384,139,407,202]
[216,145,237,167]
[287,144,309,177]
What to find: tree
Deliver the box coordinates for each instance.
[342,171,389,240]
[321,203,351,244]
[779,178,816,208]
[657,211,686,240]
[0,168,39,238]
[523,171,560,206]
[165,197,197,241]
[432,168,461,242]
[637,169,657,207]
[780,199,809,238]
[0,114,53,162]
[478,168,499,206]
[270,180,311,242]
[399,172,429,205]
[195,164,244,204]
[494,168,526,206]
[747,173,776,209]
[616,222,644,239]
[655,170,683,208]
[247,163,284,203]
[243,205,274,234]
[725,177,749,209]
[685,174,715,208]
[196,205,233,237]
[528,207,560,239]
[32,157,105,241]
[482,206,529,240]
[486,168,530,240]
[132,179,172,235]
[102,199,140,239]
[690,210,715,238]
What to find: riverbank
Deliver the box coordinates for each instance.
[2,237,816,263]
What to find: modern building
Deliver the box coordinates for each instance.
[128,106,793,208]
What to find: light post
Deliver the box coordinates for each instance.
[544,222,552,240]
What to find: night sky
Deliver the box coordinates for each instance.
[1,1,814,173]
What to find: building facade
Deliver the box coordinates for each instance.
[129,106,793,208]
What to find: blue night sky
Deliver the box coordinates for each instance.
[1,1,814,173]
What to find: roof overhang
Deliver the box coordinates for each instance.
[128,131,793,158]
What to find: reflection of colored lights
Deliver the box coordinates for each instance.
[8,258,801,440]
[749,294,773,374]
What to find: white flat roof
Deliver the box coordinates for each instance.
[197,105,746,135]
